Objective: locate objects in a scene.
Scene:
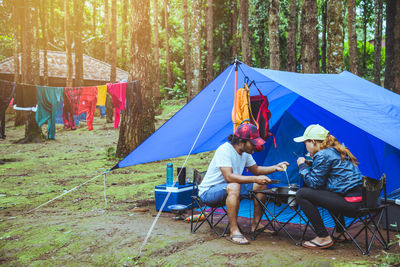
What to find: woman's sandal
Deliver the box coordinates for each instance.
[302,240,334,249]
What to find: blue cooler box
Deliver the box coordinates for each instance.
[155,183,195,211]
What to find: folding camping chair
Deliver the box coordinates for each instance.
[330,175,390,255]
[190,169,230,237]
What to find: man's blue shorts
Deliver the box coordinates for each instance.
[199,183,254,205]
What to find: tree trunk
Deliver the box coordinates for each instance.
[205,0,214,84]
[183,0,191,102]
[104,0,110,63]
[13,2,20,83]
[326,0,343,74]
[40,0,48,85]
[92,0,97,56]
[153,0,161,106]
[231,0,238,58]
[255,0,267,68]
[384,0,395,90]
[268,0,280,70]
[240,0,251,65]
[347,0,359,75]
[116,0,155,158]
[287,0,297,72]
[164,0,172,89]
[121,0,129,70]
[20,0,43,143]
[74,0,84,86]
[393,1,400,94]
[373,0,383,85]
[321,0,327,73]
[300,0,319,73]
[110,0,117,83]
[189,0,202,99]
[64,0,73,87]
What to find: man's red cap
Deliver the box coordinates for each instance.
[234,123,265,146]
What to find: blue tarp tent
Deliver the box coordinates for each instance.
[114,62,400,195]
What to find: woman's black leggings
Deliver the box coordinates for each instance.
[296,187,362,237]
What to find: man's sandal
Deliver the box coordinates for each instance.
[226,234,250,245]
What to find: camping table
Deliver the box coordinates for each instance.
[249,188,314,245]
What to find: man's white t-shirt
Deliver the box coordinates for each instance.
[198,142,256,196]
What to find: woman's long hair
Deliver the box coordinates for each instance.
[317,134,359,167]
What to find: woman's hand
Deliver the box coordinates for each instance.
[275,162,290,172]
[297,157,306,166]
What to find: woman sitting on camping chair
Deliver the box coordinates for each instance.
[293,124,363,249]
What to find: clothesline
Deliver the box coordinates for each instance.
[0,79,141,140]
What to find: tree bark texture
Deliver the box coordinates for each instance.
[121,0,129,70]
[74,0,84,86]
[373,0,383,85]
[116,0,155,158]
[384,0,395,90]
[40,0,49,85]
[240,0,251,65]
[347,0,359,75]
[326,0,343,74]
[189,0,202,99]
[32,1,40,85]
[300,0,319,73]
[64,0,73,87]
[393,1,400,94]
[92,0,97,56]
[104,0,110,63]
[255,0,267,68]
[268,0,280,70]
[153,0,161,106]
[287,0,297,72]
[110,0,117,83]
[205,0,214,84]
[164,0,172,89]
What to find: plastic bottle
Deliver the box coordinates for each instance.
[166,163,173,186]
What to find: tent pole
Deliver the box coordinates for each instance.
[233,60,238,132]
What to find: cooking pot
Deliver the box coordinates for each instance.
[273,184,298,195]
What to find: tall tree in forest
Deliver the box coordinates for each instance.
[40,0,49,85]
[253,0,267,68]
[326,0,343,73]
[287,0,297,72]
[373,0,383,85]
[32,1,40,85]
[189,0,202,99]
[205,0,214,84]
[384,0,395,91]
[104,0,110,63]
[164,0,172,89]
[92,0,97,56]
[183,0,191,102]
[320,0,327,73]
[361,0,373,76]
[347,0,359,75]
[64,0,73,87]
[120,0,129,70]
[231,0,238,58]
[300,0,319,73]
[116,0,155,157]
[268,0,280,70]
[153,0,160,106]
[20,0,43,143]
[240,0,251,65]
[74,0,84,86]
[393,1,400,94]
[13,1,20,83]
[110,0,117,83]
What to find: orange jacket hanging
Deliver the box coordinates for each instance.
[232,83,258,131]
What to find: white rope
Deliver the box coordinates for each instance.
[26,171,106,214]
[137,65,235,258]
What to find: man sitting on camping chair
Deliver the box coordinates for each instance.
[198,123,289,245]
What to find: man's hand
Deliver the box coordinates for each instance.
[254,175,271,185]
[274,161,290,172]
[297,157,306,166]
